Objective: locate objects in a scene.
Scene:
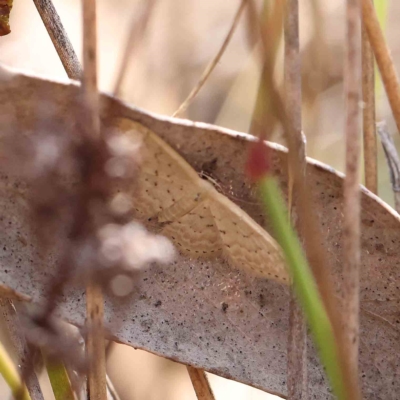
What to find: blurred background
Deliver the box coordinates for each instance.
[0,0,398,399]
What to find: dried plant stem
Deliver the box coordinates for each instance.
[172,0,247,118]
[246,1,360,398]
[362,16,377,194]
[362,0,400,134]
[0,300,43,400]
[82,1,107,399]
[85,282,106,400]
[113,0,157,97]
[343,0,362,398]
[82,0,100,138]
[377,121,400,212]
[284,0,307,398]
[32,0,81,79]
[186,366,215,400]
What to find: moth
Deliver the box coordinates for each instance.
[110,118,289,284]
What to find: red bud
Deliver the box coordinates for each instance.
[246,140,271,181]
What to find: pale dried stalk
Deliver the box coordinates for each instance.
[284,0,307,398]
[81,0,107,399]
[377,121,400,212]
[362,17,377,194]
[249,1,283,139]
[106,374,122,400]
[0,300,44,400]
[32,0,81,79]
[186,366,215,400]
[246,1,361,398]
[113,0,157,97]
[343,0,362,398]
[172,0,247,118]
[362,0,400,134]
[362,0,377,194]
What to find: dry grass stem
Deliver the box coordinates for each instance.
[172,0,247,118]
[283,0,307,398]
[186,367,216,400]
[32,0,81,79]
[113,0,157,97]
[82,0,100,139]
[85,282,107,400]
[362,0,400,134]
[362,16,377,194]
[247,1,361,398]
[343,0,362,397]
[377,121,400,212]
[81,0,107,398]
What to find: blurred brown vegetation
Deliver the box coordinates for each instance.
[0,0,400,399]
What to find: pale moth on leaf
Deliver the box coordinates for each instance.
[110,118,289,284]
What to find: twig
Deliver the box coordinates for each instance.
[362,7,377,194]
[32,0,81,79]
[85,283,106,400]
[172,0,247,118]
[113,0,157,97]
[0,300,43,400]
[283,0,307,398]
[362,0,400,134]
[376,121,400,212]
[343,0,362,397]
[246,1,360,398]
[81,0,107,399]
[186,366,215,400]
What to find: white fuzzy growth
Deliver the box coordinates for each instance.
[98,222,175,270]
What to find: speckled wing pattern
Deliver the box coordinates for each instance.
[111,118,289,284]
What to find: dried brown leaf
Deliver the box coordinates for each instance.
[0,67,399,399]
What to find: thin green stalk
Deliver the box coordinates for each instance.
[45,357,75,400]
[259,176,346,400]
[0,340,31,400]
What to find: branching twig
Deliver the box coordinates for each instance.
[377,121,400,212]
[362,0,400,134]
[343,1,362,397]
[362,7,377,194]
[172,0,247,118]
[81,0,107,399]
[283,0,307,398]
[32,0,81,79]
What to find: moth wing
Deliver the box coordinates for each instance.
[209,192,289,283]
